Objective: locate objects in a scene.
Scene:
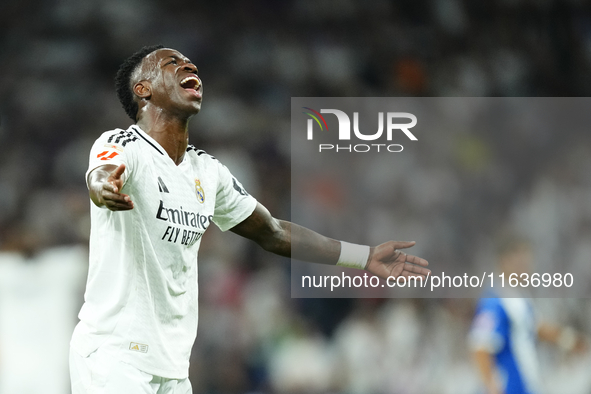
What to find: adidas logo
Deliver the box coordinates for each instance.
[129,342,149,353]
[157,177,169,193]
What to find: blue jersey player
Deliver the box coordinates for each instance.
[469,240,587,394]
[471,294,539,394]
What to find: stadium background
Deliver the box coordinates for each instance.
[1,0,591,393]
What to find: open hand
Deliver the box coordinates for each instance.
[365,241,430,281]
[90,164,134,211]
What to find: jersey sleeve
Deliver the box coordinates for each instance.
[212,162,257,232]
[468,297,508,353]
[85,129,137,189]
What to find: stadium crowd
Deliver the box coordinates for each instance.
[2,0,591,392]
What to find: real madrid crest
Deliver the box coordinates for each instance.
[195,179,205,203]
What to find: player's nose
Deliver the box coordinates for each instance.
[182,62,197,73]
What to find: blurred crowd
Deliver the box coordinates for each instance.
[2,0,591,393]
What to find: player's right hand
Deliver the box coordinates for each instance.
[89,164,134,211]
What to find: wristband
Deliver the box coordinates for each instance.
[337,241,370,270]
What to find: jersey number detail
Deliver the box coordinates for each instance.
[97,151,120,160]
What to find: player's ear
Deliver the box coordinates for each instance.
[134,81,152,100]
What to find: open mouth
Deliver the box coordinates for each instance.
[180,76,201,94]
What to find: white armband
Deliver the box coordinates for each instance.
[337,241,370,270]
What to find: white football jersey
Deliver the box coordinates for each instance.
[71,125,257,378]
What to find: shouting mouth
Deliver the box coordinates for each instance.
[180,76,202,98]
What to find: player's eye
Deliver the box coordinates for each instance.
[166,59,177,66]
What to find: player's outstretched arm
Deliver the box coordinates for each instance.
[230,203,429,280]
[88,164,134,211]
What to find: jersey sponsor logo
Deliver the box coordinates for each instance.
[161,226,203,246]
[96,150,120,161]
[195,179,205,203]
[129,342,149,353]
[156,200,212,230]
[155,201,211,247]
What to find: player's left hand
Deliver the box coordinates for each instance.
[365,241,430,280]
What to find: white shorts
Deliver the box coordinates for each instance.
[69,347,192,394]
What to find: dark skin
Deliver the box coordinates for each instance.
[88,48,430,280]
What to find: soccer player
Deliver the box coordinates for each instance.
[469,240,586,394]
[69,45,430,393]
